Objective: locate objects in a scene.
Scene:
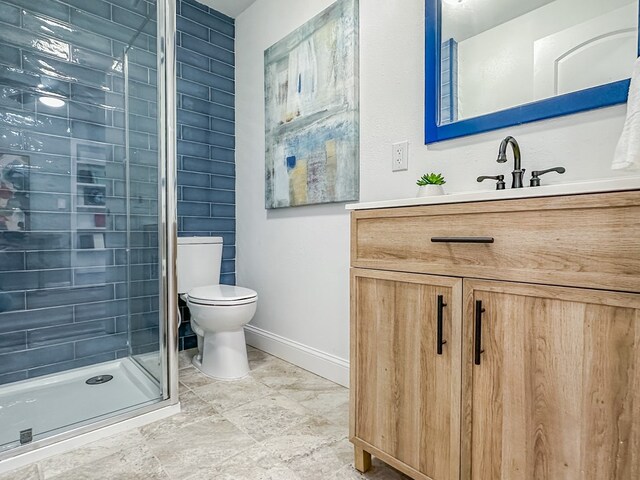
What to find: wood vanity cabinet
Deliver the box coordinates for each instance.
[351,270,462,480]
[350,191,640,480]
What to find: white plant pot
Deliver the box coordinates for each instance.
[417,185,445,197]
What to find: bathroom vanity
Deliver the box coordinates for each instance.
[348,185,640,480]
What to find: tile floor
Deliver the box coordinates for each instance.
[1,347,410,480]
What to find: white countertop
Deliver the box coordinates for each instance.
[345,177,640,210]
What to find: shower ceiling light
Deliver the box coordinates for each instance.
[39,96,65,108]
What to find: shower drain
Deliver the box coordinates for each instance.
[85,375,114,385]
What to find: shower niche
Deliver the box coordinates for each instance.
[71,141,109,285]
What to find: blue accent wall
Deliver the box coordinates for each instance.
[0,0,235,377]
[0,0,160,383]
[176,0,235,350]
[440,38,458,125]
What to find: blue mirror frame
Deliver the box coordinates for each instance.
[425,0,640,144]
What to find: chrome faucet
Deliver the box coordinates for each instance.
[497,136,524,188]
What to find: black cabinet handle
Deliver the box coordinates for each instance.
[474,300,485,365]
[437,295,447,355]
[431,237,494,244]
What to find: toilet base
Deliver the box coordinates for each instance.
[192,328,250,380]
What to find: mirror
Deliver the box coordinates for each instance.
[425,0,640,143]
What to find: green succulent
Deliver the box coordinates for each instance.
[416,173,446,186]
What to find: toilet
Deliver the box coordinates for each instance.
[177,237,258,380]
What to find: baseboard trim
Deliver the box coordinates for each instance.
[244,324,349,387]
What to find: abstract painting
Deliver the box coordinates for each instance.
[0,153,29,232]
[264,0,359,208]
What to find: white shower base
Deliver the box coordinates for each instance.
[0,358,162,453]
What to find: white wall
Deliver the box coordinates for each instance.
[236,0,634,386]
[236,0,351,385]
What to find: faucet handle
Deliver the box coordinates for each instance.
[477,174,506,190]
[530,167,566,187]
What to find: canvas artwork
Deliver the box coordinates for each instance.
[264,0,359,209]
[0,153,29,232]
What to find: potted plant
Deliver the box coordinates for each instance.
[416,173,446,197]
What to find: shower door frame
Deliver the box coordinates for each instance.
[0,0,179,463]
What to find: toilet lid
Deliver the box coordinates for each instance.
[187,285,257,305]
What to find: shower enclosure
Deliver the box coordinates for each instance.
[0,0,177,463]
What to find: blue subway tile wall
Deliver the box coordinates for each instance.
[0,0,233,374]
[176,0,235,350]
[440,38,458,125]
[0,0,160,383]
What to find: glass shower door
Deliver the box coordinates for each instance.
[123,40,164,383]
[0,0,173,456]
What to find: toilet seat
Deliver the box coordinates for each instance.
[187,285,258,307]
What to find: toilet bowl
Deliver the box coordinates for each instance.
[186,285,257,380]
[177,237,258,381]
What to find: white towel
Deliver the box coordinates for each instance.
[612,57,640,170]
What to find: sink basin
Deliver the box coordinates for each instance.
[346,177,640,210]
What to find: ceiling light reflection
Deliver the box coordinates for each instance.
[38,96,65,108]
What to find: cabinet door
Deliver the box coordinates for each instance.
[462,280,640,480]
[351,269,462,480]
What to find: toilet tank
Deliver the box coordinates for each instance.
[177,237,223,294]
